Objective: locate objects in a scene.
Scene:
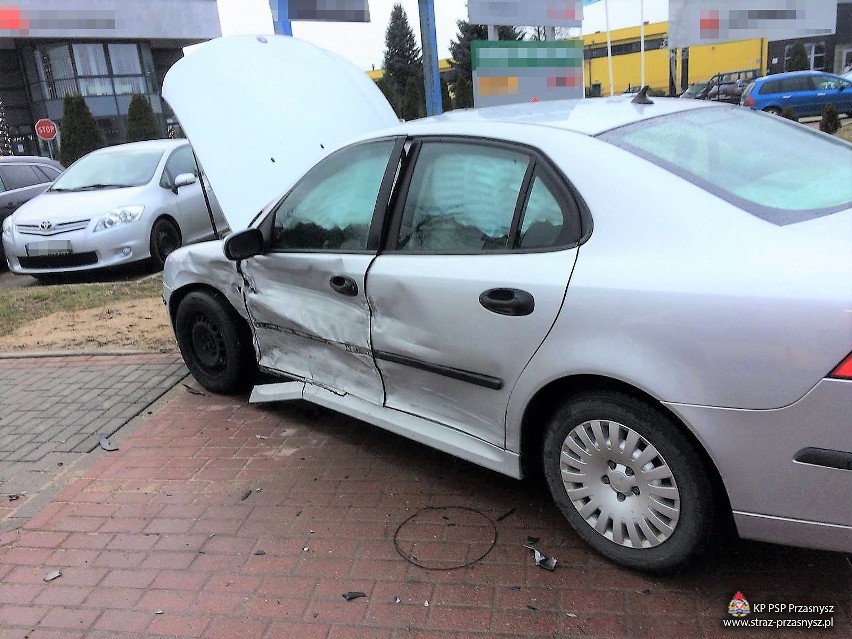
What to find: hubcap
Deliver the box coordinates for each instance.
[559,419,680,549]
[190,314,226,371]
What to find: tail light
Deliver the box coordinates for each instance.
[828,352,852,380]
[744,95,755,107]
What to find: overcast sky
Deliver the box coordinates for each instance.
[215,0,669,70]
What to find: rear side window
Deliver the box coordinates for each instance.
[781,76,814,92]
[0,164,42,190]
[395,142,529,252]
[598,107,852,224]
[758,79,782,94]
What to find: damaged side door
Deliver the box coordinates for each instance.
[240,138,405,404]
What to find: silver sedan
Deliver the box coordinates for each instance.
[161,36,852,573]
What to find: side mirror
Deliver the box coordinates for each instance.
[172,173,197,194]
[223,227,264,261]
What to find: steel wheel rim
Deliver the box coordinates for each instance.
[559,419,681,549]
[189,314,226,372]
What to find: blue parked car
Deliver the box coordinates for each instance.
[741,70,852,117]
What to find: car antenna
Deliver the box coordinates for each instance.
[631,86,654,105]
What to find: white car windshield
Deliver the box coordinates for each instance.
[50,148,165,191]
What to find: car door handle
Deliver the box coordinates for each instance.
[479,288,535,316]
[329,275,358,297]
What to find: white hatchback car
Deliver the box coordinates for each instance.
[2,139,227,280]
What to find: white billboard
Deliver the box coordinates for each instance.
[468,0,584,28]
[669,0,837,48]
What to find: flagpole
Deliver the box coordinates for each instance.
[640,0,645,87]
[604,0,614,95]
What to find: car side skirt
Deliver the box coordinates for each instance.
[733,512,852,554]
[249,381,522,479]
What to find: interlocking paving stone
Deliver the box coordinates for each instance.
[0,354,187,529]
[0,387,849,638]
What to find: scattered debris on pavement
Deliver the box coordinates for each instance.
[43,570,61,582]
[183,384,205,396]
[523,536,540,549]
[254,550,266,556]
[533,548,558,571]
[98,436,118,452]
[342,591,367,601]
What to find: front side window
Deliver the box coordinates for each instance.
[395,142,529,252]
[271,141,395,251]
[160,146,196,188]
[599,107,852,224]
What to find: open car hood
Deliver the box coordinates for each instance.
[163,35,398,231]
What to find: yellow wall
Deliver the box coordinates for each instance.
[582,21,767,94]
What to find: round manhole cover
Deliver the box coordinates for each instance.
[393,506,497,570]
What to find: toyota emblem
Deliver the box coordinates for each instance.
[39,220,52,230]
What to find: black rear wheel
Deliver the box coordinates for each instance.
[174,290,255,394]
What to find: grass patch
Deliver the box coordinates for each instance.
[0,274,162,337]
[836,125,852,143]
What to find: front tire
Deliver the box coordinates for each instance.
[149,218,181,271]
[174,290,255,394]
[542,391,717,573]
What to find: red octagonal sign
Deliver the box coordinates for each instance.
[35,118,57,141]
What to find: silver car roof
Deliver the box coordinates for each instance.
[387,96,721,138]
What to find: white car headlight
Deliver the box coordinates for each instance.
[93,205,145,232]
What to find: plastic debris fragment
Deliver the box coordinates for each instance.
[342,591,367,601]
[43,570,61,582]
[240,490,253,501]
[523,536,540,549]
[183,384,205,395]
[98,436,118,452]
[533,549,557,571]
[254,550,266,556]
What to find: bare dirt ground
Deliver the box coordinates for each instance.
[0,297,177,353]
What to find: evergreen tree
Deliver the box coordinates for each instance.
[449,21,523,85]
[440,77,452,112]
[820,103,841,134]
[126,93,161,142]
[59,95,105,166]
[401,76,425,121]
[786,42,810,71]
[382,4,422,99]
[375,76,401,117]
[453,77,473,109]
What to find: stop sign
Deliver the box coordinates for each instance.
[35,118,57,141]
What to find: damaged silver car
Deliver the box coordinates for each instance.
[161,36,852,572]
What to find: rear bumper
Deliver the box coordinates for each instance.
[666,378,852,554]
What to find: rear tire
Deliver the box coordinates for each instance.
[542,391,718,573]
[174,290,255,394]
[149,218,181,271]
[763,106,782,116]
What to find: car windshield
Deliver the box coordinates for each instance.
[598,107,852,224]
[50,148,165,191]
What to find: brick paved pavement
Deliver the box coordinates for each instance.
[0,354,187,531]
[0,381,848,639]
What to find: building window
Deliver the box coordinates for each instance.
[30,42,151,101]
[36,44,77,99]
[784,41,826,71]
